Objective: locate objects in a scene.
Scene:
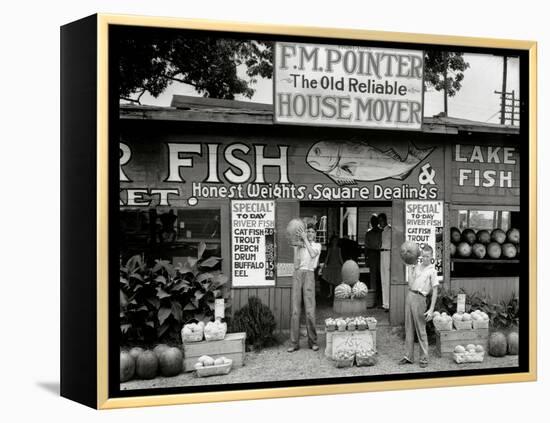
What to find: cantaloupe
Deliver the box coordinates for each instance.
[488,332,508,357]
[136,350,159,379]
[159,347,183,377]
[120,351,135,383]
[341,260,360,284]
[507,332,519,355]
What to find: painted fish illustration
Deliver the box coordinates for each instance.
[306,140,435,185]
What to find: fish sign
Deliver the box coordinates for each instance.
[306,140,435,185]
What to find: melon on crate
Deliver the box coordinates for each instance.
[488,332,508,357]
[334,283,352,299]
[341,260,360,285]
[352,281,368,298]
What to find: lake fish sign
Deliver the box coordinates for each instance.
[274,42,424,130]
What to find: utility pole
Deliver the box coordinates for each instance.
[499,56,508,124]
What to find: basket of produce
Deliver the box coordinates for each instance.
[194,355,233,377]
[336,318,347,332]
[452,344,485,363]
[366,317,377,330]
[452,313,473,330]
[346,317,357,331]
[325,318,337,332]
[204,319,227,341]
[356,316,367,331]
[432,311,453,331]
[181,321,205,343]
[471,310,490,329]
[355,346,377,367]
[334,348,355,368]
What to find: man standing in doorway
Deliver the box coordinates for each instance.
[288,224,321,353]
[365,214,382,308]
[379,213,391,312]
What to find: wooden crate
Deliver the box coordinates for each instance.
[333,298,367,315]
[183,332,246,372]
[436,328,489,357]
[325,330,377,359]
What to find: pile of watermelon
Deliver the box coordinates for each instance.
[450,227,519,260]
[488,331,519,357]
[120,344,184,383]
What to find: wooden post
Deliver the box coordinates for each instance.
[500,56,508,124]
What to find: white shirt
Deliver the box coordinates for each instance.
[295,242,321,271]
[409,263,439,296]
[381,224,392,250]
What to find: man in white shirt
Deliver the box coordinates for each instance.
[379,213,391,311]
[399,244,439,368]
[288,224,321,352]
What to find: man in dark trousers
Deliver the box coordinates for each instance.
[365,214,382,307]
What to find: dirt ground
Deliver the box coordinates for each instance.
[121,325,519,390]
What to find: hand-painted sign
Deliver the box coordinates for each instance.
[231,200,276,287]
[119,137,442,207]
[274,42,424,130]
[451,144,520,204]
[405,200,444,278]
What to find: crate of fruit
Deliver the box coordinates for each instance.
[325,318,337,332]
[194,356,233,377]
[452,344,485,363]
[471,310,490,329]
[355,316,367,331]
[181,321,205,343]
[432,311,452,331]
[334,347,355,368]
[204,319,227,341]
[452,313,473,330]
[355,346,377,367]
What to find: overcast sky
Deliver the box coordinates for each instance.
[138,51,520,125]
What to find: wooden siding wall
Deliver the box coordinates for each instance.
[231,286,293,331]
[450,277,519,302]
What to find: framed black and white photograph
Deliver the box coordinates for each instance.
[60,14,537,409]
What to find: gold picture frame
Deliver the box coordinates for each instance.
[61,13,537,409]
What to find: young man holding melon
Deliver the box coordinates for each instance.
[399,244,439,368]
[288,224,321,353]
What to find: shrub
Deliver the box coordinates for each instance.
[119,242,231,344]
[230,296,277,351]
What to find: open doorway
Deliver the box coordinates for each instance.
[299,201,392,326]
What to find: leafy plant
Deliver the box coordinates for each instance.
[119,242,230,344]
[230,296,277,351]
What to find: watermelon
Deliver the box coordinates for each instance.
[507,332,519,355]
[450,227,462,244]
[153,344,170,359]
[352,281,368,298]
[457,242,472,258]
[502,243,517,259]
[487,242,502,259]
[334,283,352,299]
[506,228,520,244]
[136,350,159,379]
[472,243,486,259]
[491,229,507,244]
[488,332,508,357]
[120,351,135,383]
[128,346,144,360]
[341,260,360,284]
[286,218,305,246]
[159,347,184,377]
[462,228,477,245]
[477,229,491,244]
[400,241,420,265]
